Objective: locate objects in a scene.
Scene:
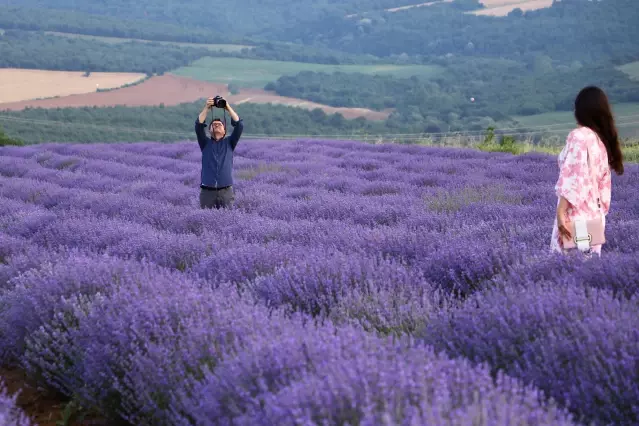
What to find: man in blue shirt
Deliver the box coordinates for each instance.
[195,96,244,209]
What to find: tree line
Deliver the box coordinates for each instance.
[260,0,639,66]
[0,30,215,74]
[3,0,637,68]
[0,0,415,36]
[0,6,248,45]
[0,102,389,144]
[265,59,639,132]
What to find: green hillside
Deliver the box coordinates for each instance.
[510,102,639,139]
[0,30,212,73]
[0,5,244,44]
[1,0,638,137]
[171,57,443,88]
[0,0,422,35]
[7,0,637,64]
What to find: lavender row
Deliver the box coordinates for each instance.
[418,279,639,425]
[0,252,576,425]
[0,226,442,337]
[4,170,631,256]
[1,184,638,325]
[2,142,636,226]
[0,192,561,304]
[3,245,636,424]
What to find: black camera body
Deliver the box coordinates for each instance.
[213,95,227,109]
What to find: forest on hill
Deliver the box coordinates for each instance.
[266,60,639,132]
[5,0,637,65]
[0,30,214,74]
[267,0,639,64]
[0,5,246,44]
[0,0,432,34]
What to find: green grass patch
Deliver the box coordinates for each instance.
[508,102,639,140]
[512,102,639,126]
[618,61,639,81]
[424,127,639,163]
[170,57,443,88]
[622,140,639,163]
[426,184,522,214]
[477,136,639,163]
[236,163,288,180]
[0,126,23,146]
[39,31,253,52]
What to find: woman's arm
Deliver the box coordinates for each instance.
[556,196,572,240]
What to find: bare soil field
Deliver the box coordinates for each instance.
[471,0,553,16]
[0,74,391,121]
[0,68,146,104]
[230,88,392,120]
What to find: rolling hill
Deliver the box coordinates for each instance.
[1,0,638,142]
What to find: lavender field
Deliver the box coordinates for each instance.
[0,138,638,426]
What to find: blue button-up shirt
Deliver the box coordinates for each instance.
[195,117,243,188]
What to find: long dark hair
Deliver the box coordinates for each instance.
[574,86,624,175]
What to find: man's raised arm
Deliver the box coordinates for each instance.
[195,98,214,151]
[226,103,243,150]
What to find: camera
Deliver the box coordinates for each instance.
[212,95,227,109]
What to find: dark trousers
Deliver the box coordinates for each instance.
[200,186,234,209]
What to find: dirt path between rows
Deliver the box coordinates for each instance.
[1,367,108,426]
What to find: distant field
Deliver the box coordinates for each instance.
[510,102,639,139]
[0,74,391,120]
[618,61,639,81]
[170,57,443,88]
[0,68,146,104]
[346,0,452,18]
[41,31,253,52]
[385,0,453,12]
[471,0,553,16]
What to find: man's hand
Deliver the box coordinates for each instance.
[199,98,216,123]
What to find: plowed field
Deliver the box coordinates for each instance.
[471,0,553,16]
[0,68,146,104]
[0,73,391,120]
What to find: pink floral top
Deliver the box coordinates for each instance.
[550,126,611,253]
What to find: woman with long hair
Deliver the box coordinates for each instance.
[551,86,624,256]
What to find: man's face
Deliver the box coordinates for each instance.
[210,121,225,140]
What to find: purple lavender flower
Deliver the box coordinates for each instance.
[182,322,576,426]
[0,139,636,426]
[419,281,639,424]
[249,250,443,334]
[0,380,33,426]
